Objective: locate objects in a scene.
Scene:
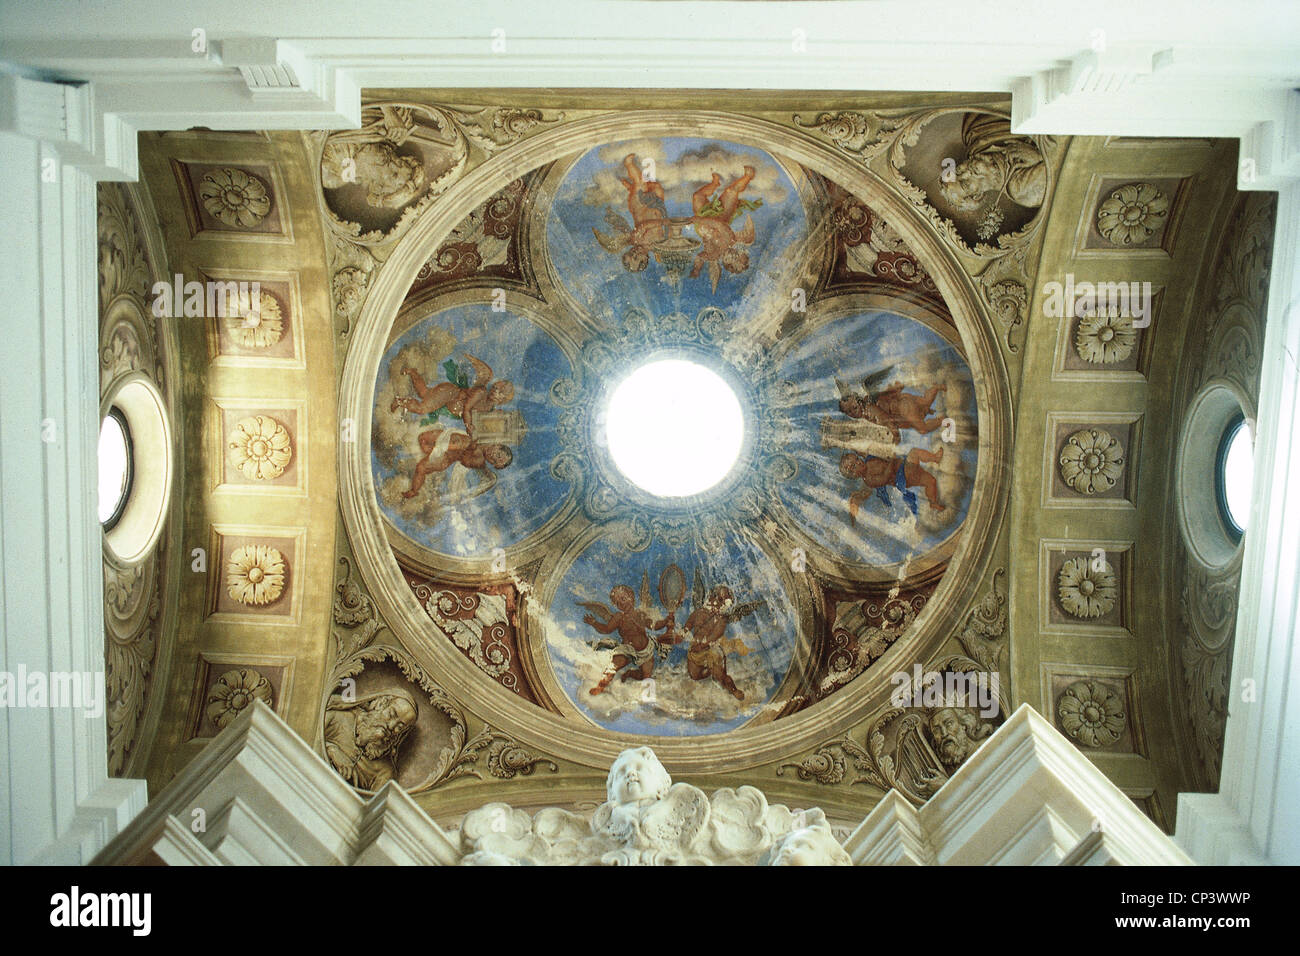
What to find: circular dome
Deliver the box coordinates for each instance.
[605,359,744,497]
[340,112,1011,770]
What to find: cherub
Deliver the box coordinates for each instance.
[579,579,681,695]
[689,165,760,292]
[401,428,512,499]
[840,447,945,522]
[840,374,947,437]
[592,153,672,273]
[390,354,514,439]
[683,582,761,701]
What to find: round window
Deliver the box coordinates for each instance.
[1216,414,1253,540]
[98,408,133,530]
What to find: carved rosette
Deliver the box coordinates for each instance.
[1075,312,1137,364]
[225,290,284,349]
[228,415,293,480]
[199,167,272,228]
[1057,680,1126,747]
[1059,428,1125,495]
[1096,183,1168,245]
[206,668,274,729]
[1057,557,1118,619]
[226,545,287,606]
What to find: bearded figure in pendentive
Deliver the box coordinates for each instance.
[321,105,429,210]
[925,706,995,772]
[937,112,1046,214]
[324,688,419,790]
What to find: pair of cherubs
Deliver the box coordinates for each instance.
[837,381,948,522]
[388,356,515,499]
[601,153,758,292]
[582,583,752,701]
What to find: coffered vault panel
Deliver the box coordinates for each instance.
[114,91,1264,832]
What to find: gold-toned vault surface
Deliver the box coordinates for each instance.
[101,90,1269,833]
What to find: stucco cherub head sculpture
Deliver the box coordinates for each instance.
[764,826,853,866]
[606,746,673,806]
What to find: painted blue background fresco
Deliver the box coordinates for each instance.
[548,530,797,736]
[372,304,573,557]
[546,137,810,325]
[775,310,978,567]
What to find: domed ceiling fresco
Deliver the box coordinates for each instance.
[119,92,1266,832]
[361,123,991,743]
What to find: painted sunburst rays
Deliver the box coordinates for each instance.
[544,137,812,333]
[772,310,978,570]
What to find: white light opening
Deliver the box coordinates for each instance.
[1222,420,1254,533]
[98,412,131,525]
[604,359,744,498]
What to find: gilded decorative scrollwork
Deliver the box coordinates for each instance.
[955,567,1007,673]
[1170,191,1275,788]
[315,100,564,337]
[97,182,172,776]
[794,107,1055,355]
[103,555,160,775]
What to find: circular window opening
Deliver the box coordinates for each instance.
[98,408,133,530]
[605,359,744,497]
[1216,414,1253,540]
